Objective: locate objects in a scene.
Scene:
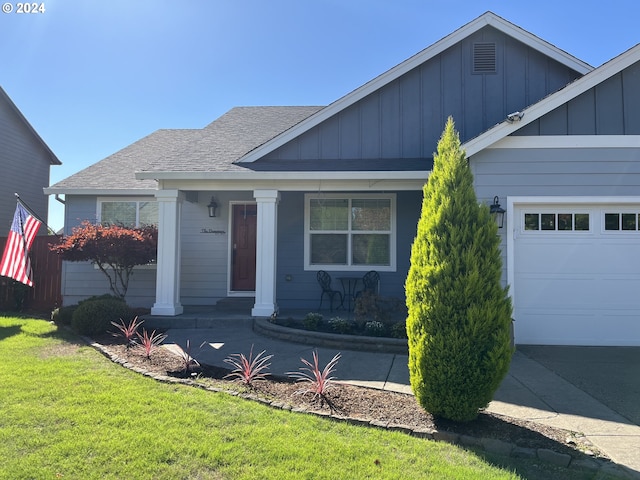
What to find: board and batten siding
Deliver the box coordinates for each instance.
[263,26,581,165]
[515,61,640,136]
[0,98,53,230]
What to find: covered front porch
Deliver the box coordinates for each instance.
[144,182,422,319]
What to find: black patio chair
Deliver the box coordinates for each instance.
[317,270,343,312]
[356,270,380,298]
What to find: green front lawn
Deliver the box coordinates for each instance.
[0,317,521,479]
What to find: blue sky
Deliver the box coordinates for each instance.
[2,0,639,231]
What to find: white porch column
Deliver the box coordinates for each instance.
[251,189,279,317]
[151,190,184,316]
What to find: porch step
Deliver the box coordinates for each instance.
[214,297,254,312]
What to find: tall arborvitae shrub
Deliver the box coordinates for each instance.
[405,117,513,422]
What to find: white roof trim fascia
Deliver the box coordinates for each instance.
[237,12,592,165]
[488,135,640,149]
[464,44,640,157]
[43,188,158,196]
[135,170,428,181]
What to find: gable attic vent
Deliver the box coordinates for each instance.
[473,42,497,74]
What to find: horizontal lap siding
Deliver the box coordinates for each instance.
[472,146,640,285]
[0,101,52,229]
[179,192,254,305]
[62,195,156,307]
[473,148,640,197]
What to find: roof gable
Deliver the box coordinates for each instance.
[464,43,640,155]
[0,86,61,166]
[238,11,592,164]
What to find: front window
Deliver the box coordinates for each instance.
[305,194,395,271]
[98,198,158,227]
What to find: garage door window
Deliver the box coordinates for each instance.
[604,213,640,231]
[524,213,589,232]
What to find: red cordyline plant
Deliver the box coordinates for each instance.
[136,328,168,359]
[110,316,144,349]
[174,339,202,374]
[287,351,341,399]
[224,345,273,386]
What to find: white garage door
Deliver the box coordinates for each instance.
[513,204,640,346]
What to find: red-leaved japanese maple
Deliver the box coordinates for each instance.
[50,221,157,299]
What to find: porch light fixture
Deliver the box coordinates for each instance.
[490,196,505,228]
[207,196,218,218]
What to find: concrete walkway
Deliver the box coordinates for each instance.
[158,317,640,477]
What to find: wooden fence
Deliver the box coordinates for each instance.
[0,235,62,314]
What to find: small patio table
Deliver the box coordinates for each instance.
[338,276,360,312]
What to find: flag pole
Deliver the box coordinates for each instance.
[14,193,60,236]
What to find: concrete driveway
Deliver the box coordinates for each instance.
[488,345,640,476]
[517,345,640,427]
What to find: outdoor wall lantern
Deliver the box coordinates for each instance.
[490,196,505,228]
[207,196,218,218]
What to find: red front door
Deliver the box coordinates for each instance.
[231,204,257,291]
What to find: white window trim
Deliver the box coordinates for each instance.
[304,193,396,272]
[95,196,158,270]
[97,196,157,227]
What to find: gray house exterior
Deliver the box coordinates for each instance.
[0,86,60,228]
[46,12,640,346]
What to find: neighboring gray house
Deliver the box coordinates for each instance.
[0,86,60,229]
[46,12,640,346]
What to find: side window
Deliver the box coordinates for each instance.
[604,212,640,231]
[98,199,158,227]
[524,213,590,232]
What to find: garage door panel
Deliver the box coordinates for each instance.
[516,242,600,274]
[516,311,596,345]
[514,203,640,346]
[517,274,640,309]
[516,275,599,309]
[516,311,640,346]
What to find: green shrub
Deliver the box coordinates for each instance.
[405,118,513,422]
[302,312,323,331]
[354,291,380,325]
[328,316,352,334]
[390,321,407,339]
[51,305,77,326]
[364,321,386,337]
[71,298,132,337]
[78,294,125,305]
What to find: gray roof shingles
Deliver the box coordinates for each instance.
[50,106,323,190]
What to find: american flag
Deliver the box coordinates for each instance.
[0,202,42,286]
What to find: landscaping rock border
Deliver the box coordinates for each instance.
[253,318,408,354]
